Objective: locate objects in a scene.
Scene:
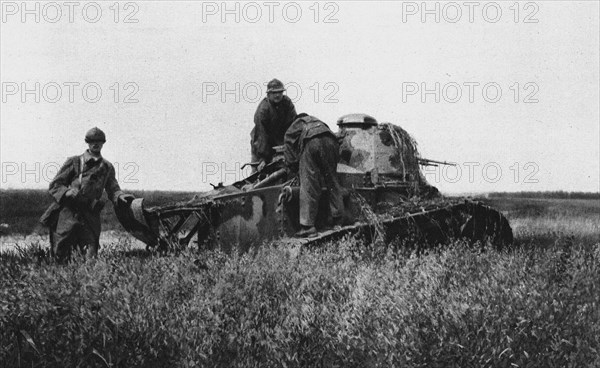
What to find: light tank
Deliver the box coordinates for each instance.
[115,113,513,252]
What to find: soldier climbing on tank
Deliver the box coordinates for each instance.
[284,113,344,238]
[250,78,297,172]
[40,127,135,261]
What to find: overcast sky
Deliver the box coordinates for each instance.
[1,1,598,194]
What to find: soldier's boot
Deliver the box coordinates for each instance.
[52,230,74,263]
[78,227,99,260]
[295,226,317,238]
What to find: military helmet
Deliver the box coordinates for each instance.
[266,78,285,93]
[85,127,106,143]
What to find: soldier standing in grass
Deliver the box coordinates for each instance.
[250,78,297,172]
[40,127,134,261]
[284,113,344,238]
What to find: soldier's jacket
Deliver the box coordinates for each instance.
[284,115,343,227]
[41,151,123,232]
[251,95,297,162]
[49,151,123,206]
[284,115,336,168]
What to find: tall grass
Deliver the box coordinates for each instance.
[1,194,599,367]
[1,237,598,367]
[483,197,600,247]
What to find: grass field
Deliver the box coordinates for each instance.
[0,190,598,367]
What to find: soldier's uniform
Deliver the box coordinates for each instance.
[48,151,123,259]
[42,127,131,260]
[250,79,297,166]
[284,115,343,233]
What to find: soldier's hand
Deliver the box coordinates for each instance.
[257,160,267,172]
[118,193,135,204]
[65,188,79,198]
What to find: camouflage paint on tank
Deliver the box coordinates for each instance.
[210,186,289,253]
[336,114,422,183]
[377,124,421,181]
[338,128,373,172]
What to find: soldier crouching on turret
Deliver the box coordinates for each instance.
[40,127,135,261]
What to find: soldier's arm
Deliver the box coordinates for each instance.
[48,157,76,204]
[253,107,272,161]
[283,121,302,173]
[104,163,124,204]
[288,101,297,122]
[283,144,299,173]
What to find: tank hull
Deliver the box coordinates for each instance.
[115,114,513,252]
[116,185,513,252]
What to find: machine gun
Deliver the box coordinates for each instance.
[418,158,456,167]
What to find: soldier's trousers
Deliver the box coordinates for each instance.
[299,134,344,227]
[51,206,100,261]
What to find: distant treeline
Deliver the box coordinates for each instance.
[0,189,198,235]
[2,189,599,235]
[488,191,600,200]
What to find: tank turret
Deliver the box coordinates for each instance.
[336,113,436,201]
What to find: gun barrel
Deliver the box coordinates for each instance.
[418,158,457,166]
